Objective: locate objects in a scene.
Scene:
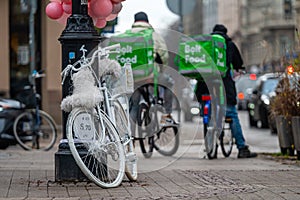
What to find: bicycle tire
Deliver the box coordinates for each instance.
[154,126,179,156]
[66,107,125,188]
[204,124,218,159]
[113,99,138,181]
[220,124,233,157]
[13,109,57,151]
[154,91,181,156]
[137,102,154,158]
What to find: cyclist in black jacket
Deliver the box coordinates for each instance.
[197,24,257,158]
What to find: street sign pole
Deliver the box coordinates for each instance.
[29,0,37,78]
[179,0,183,33]
[166,0,196,33]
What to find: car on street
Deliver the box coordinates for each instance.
[247,73,279,129]
[235,73,258,110]
[181,79,200,122]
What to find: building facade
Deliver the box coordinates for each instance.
[241,0,297,72]
[0,0,64,124]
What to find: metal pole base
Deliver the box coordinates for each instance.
[55,141,88,182]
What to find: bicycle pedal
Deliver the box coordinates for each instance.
[225,117,232,123]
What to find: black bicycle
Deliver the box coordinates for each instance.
[13,70,57,151]
[134,83,180,158]
[200,80,234,159]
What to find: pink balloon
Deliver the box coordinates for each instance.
[95,18,107,28]
[106,13,117,21]
[62,2,72,14]
[91,0,113,18]
[46,2,64,20]
[61,0,71,3]
[111,0,125,3]
[56,12,70,26]
[111,3,122,14]
[88,5,97,18]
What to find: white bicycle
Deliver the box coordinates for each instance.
[61,44,137,188]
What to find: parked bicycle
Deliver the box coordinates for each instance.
[200,80,234,159]
[134,83,180,158]
[61,44,137,188]
[13,70,57,151]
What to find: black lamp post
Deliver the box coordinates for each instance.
[55,0,101,182]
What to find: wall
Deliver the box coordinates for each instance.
[0,1,10,97]
[41,1,64,125]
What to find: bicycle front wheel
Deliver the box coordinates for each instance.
[13,109,57,151]
[113,99,138,181]
[204,125,218,159]
[137,102,154,158]
[66,107,125,188]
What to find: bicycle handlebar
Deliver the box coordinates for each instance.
[80,43,120,69]
[32,72,46,79]
[61,44,121,85]
[32,70,46,79]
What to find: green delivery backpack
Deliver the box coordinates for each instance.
[177,34,227,79]
[109,29,155,81]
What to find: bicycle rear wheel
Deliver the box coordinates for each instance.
[220,120,233,157]
[137,102,154,158]
[66,107,125,188]
[204,124,218,159]
[13,109,57,151]
[113,99,137,181]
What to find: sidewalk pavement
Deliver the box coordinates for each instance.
[1,140,300,200]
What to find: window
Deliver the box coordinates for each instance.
[9,0,41,99]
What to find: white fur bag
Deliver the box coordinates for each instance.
[61,68,103,112]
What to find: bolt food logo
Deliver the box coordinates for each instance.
[115,45,138,64]
[184,44,207,64]
[114,45,153,67]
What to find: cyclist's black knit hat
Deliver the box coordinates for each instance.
[213,24,227,34]
[134,12,149,23]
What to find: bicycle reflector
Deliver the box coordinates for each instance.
[201,95,211,101]
[249,73,257,80]
[203,104,209,115]
[287,65,294,75]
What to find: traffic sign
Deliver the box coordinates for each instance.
[166,0,196,15]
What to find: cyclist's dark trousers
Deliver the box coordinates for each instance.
[158,86,172,114]
[129,89,141,136]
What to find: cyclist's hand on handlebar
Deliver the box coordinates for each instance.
[233,70,246,79]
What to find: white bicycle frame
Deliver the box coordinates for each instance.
[61,43,133,147]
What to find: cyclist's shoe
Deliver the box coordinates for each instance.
[160,114,178,126]
[238,145,257,158]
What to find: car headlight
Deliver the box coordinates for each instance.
[248,103,255,109]
[261,94,270,105]
[0,107,3,112]
[190,107,200,115]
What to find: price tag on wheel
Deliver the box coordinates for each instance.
[73,113,95,141]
